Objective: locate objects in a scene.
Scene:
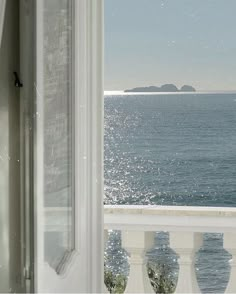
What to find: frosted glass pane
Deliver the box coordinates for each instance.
[43,0,74,272]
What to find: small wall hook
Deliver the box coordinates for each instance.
[13,72,23,88]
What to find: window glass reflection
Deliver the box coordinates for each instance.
[43,0,74,272]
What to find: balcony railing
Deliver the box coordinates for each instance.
[104,205,236,293]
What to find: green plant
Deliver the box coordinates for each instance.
[104,269,127,293]
[104,262,175,294]
[147,262,175,294]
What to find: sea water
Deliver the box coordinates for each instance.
[104,93,236,293]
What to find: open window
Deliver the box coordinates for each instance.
[0,0,104,293]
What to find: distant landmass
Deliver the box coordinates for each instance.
[124,84,196,93]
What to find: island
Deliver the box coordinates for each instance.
[124,84,196,93]
[180,85,196,92]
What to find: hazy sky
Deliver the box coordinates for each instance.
[105,0,236,91]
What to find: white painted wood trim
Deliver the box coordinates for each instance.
[75,0,104,291]
[32,0,104,292]
[34,0,45,291]
[0,0,6,47]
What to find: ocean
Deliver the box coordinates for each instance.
[104,92,236,293]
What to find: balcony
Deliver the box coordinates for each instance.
[104,205,236,293]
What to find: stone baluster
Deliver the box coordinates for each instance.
[122,231,155,293]
[224,233,236,294]
[170,232,203,293]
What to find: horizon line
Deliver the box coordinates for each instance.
[104,90,236,95]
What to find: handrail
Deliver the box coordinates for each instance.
[104,205,236,233]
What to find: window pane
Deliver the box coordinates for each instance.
[43,0,74,272]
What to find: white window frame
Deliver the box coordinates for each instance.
[72,0,104,290]
[20,0,104,292]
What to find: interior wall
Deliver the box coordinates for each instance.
[0,0,23,292]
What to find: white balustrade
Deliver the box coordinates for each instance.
[104,205,236,294]
[224,233,236,294]
[122,231,155,293]
[170,232,203,293]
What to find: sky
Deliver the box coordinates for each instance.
[105,0,236,91]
